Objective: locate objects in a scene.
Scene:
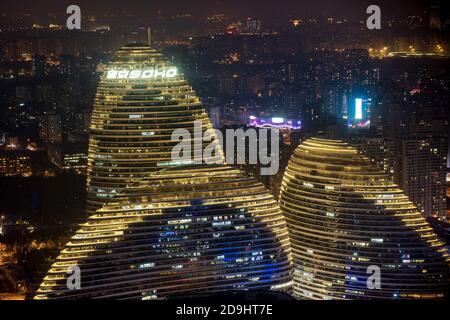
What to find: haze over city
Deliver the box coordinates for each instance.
[0,0,449,309]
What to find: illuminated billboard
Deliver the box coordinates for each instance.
[106,67,178,79]
[248,116,301,129]
[347,97,371,129]
[355,98,363,120]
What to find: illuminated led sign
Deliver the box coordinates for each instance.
[271,117,284,124]
[355,98,363,120]
[106,67,178,79]
[248,115,301,129]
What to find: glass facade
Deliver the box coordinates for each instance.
[35,165,292,299]
[87,43,223,213]
[279,138,449,299]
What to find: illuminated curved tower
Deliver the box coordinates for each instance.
[87,43,223,213]
[35,44,292,299]
[280,138,449,300]
[35,165,292,299]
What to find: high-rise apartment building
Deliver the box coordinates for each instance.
[354,99,448,219]
[39,113,62,144]
[394,135,447,218]
[0,152,32,177]
[346,137,396,180]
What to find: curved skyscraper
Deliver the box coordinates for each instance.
[280,138,449,300]
[87,43,223,213]
[35,165,292,299]
[34,44,292,299]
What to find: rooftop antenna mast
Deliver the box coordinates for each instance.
[147,27,152,46]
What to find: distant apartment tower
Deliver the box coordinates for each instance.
[430,1,450,30]
[39,113,62,144]
[15,86,31,105]
[395,135,447,218]
[209,106,221,128]
[58,54,79,76]
[47,144,87,175]
[244,18,262,34]
[32,55,46,78]
[375,100,448,219]
[0,152,32,177]
[349,135,447,219]
[347,137,396,180]
[430,3,442,30]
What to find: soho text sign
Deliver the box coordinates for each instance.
[106,67,178,79]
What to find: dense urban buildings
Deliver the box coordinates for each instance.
[0,151,32,177]
[38,113,62,144]
[394,136,447,218]
[47,143,87,175]
[279,138,449,299]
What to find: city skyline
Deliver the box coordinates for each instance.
[0,0,432,18]
[0,0,449,304]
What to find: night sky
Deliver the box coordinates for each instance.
[0,0,430,19]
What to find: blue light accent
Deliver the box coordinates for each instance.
[355,98,363,120]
